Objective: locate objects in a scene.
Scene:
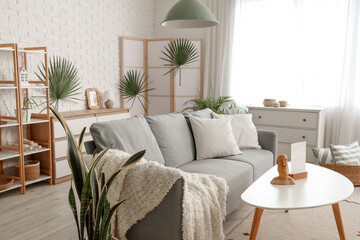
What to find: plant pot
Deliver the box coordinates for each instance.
[22,108,32,122]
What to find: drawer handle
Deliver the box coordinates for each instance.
[302,136,306,139]
[258,116,262,119]
[303,118,306,122]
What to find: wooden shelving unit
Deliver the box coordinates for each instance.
[0,43,52,195]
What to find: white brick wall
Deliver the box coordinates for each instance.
[0,0,156,112]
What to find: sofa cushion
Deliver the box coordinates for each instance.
[90,116,165,165]
[225,149,273,181]
[184,108,213,119]
[178,159,253,215]
[146,113,195,167]
[188,115,241,159]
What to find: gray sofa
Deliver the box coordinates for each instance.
[85,108,277,240]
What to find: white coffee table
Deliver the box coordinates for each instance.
[241,163,354,240]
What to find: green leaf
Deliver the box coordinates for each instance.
[80,149,109,240]
[68,184,81,240]
[160,38,199,76]
[78,127,86,153]
[50,107,86,198]
[119,69,154,111]
[101,200,125,240]
[35,56,81,110]
[95,150,145,239]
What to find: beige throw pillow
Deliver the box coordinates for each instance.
[212,113,261,149]
[188,115,242,160]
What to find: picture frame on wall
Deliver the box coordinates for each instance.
[86,88,100,109]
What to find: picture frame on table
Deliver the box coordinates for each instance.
[85,88,101,109]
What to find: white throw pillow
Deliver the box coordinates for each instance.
[188,115,242,160]
[212,113,261,149]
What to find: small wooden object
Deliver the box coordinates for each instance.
[271,155,295,185]
[86,88,101,109]
[0,176,14,191]
[289,171,308,180]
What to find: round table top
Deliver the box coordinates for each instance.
[241,163,354,210]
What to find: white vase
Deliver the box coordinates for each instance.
[21,108,31,122]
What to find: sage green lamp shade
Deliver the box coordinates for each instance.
[161,0,219,28]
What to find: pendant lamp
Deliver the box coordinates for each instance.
[161,0,219,28]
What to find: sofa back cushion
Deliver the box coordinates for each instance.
[184,108,213,119]
[90,116,165,165]
[146,113,195,167]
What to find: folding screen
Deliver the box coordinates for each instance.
[121,37,147,116]
[121,37,203,116]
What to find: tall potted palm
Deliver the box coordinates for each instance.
[51,107,144,240]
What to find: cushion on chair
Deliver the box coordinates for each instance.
[330,141,360,165]
[90,116,165,165]
[146,113,196,167]
[312,148,333,164]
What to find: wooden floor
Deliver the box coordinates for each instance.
[0,181,77,240]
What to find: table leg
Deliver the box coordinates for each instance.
[332,203,346,240]
[249,208,264,240]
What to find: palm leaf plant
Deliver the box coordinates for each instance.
[160,38,199,86]
[119,69,154,111]
[36,56,81,110]
[182,96,246,114]
[51,107,145,240]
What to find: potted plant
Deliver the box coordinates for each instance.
[182,95,246,114]
[51,107,144,240]
[22,97,38,122]
[36,56,81,110]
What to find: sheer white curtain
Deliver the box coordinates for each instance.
[230,0,360,145]
[203,0,237,98]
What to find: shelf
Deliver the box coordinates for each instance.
[23,147,50,156]
[0,122,19,128]
[0,86,16,90]
[18,49,46,54]
[0,181,21,194]
[22,119,49,125]
[0,151,20,161]
[20,85,48,89]
[25,174,51,186]
[0,48,15,53]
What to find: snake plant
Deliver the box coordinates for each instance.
[160,38,198,85]
[51,107,144,240]
[119,69,154,111]
[36,56,81,110]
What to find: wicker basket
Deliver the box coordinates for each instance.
[320,163,360,186]
[0,176,14,191]
[17,161,40,181]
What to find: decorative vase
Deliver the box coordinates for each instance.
[279,100,288,107]
[105,100,114,109]
[21,108,31,122]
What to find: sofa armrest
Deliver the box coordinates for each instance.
[84,140,97,155]
[126,178,183,240]
[257,130,278,165]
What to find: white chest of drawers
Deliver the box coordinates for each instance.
[51,108,130,183]
[248,106,326,163]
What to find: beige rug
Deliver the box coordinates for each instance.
[226,188,360,240]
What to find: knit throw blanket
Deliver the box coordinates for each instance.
[85,149,228,240]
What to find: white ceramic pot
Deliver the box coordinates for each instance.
[22,108,31,122]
